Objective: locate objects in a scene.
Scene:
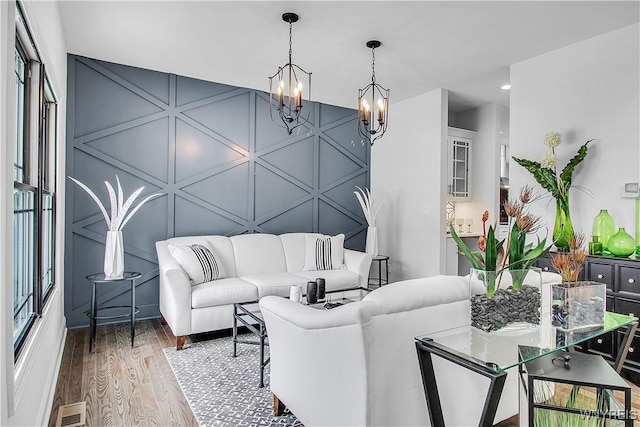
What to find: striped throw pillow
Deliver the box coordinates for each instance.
[303,234,345,271]
[168,242,226,285]
[314,236,333,270]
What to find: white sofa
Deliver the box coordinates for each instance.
[260,272,562,427]
[155,232,372,349]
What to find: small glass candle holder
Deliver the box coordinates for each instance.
[589,235,603,255]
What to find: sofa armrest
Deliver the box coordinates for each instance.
[156,241,192,336]
[344,249,373,288]
[259,296,379,330]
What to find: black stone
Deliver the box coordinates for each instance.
[470,284,541,332]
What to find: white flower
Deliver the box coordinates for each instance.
[540,152,557,169]
[543,132,561,148]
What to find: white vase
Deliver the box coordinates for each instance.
[365,226,378,257]
[104,230,124,278]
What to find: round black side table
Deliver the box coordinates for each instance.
[85,272,141,352]
[369,255,390,288]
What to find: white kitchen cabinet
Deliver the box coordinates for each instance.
[446,233,482,276]
[445,237,459,275]
[447,127,476,201]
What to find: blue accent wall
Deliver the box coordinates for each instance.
[65,55,370,328]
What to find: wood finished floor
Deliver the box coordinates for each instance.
[48,319,198,427]
[49,318,640,427]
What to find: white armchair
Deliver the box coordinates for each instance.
[260,275,521,426]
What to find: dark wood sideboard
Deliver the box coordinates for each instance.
[535,253,640,384]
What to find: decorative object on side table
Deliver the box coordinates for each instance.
[289,284,302,303]
[354,186,382,256]
[636,195,640,255]
[69,175,162,278]
[592,209,615,251]
[636,196,640,255]
[451,186,552,332]
[551,233,606,331]
[512,132,593,252]
[607,227,636,257]
[588,235,603,255]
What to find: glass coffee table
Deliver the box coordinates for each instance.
[233,286,371,387]
[415,312,638,427]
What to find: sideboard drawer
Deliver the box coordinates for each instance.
[587,262,614,290]
[588,331,614,357]
[536,257,554,273]
[616,297,640,318]
[617,330,640,365]
[619,266,640,294]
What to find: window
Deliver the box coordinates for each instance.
[14,42,27,183]
[12,3,58,357]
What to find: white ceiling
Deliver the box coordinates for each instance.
[58,1,639,112]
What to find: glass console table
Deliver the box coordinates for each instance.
[415,312,638,427]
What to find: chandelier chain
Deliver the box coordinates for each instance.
[288,20,293,62]
[371,47,376,83]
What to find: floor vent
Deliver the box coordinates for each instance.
[55,401,86,427]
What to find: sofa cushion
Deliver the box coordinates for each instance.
[294,270,360,292]
[240,273,308,298]
[363,275,469,315]
[168,242,226,285]
[303,234,345,271]
[280,232,322,272]
[231,234,287,276]
[167,235,237,278]
[191,278,259,309]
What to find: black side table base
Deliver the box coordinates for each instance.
[85,272,141,353]
[415,339,506,427]
[233,303,270,388]
[369,255,389,288]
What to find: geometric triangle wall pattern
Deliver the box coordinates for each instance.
[65,55,370,328]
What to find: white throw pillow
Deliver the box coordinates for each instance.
[168,242,226,285]
[303,234,345,271]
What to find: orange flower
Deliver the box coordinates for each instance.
[478,235,486,252]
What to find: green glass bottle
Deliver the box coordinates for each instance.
[589,236,603,255]
[607,227,636,257]
[636,196,640,255]
[592,209,615,250]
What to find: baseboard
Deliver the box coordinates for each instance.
[37,324,67,427]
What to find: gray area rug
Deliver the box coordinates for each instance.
[164,335,301,427]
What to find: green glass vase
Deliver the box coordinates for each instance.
[636,197,640,255]
[592,209,615,250]
[607,227,636,257]
[553,201,574,252]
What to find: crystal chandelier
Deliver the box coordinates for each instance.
[268,12,312,135]
[358,40,389,146]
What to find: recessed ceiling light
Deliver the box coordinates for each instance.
[501,84,511,90]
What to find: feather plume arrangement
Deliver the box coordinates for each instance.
[354,186,381,227]
[69,175,162,231]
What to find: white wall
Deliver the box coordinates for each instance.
[372,88,448,281]
[0,1,67,426]
[510,24,640,244]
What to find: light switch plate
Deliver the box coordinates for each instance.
[621,182,639,198]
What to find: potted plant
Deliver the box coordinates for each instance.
[451,186,552,332]
[550,233,606,331]
[512,132,593,252]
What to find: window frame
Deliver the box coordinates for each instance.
[13,39,29,184]
[12,2,59,358]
